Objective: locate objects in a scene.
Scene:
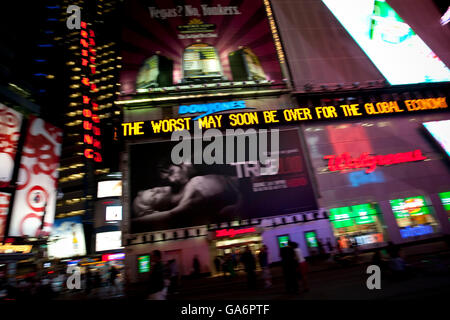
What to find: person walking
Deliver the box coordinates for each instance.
[241,247,257,289]
[147,250,167,300]
[214,256,222,275]
[292,242,310,292]
[258,245,272,288]
[167,259,179,295]
[109,265,119,296]
[280,241,299,294]
[193,255,201,278]
[326,238,334,254]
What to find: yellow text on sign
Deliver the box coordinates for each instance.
[229,112,259,126]
[121,122,144,136]
[198,115,223,129]
[150,118,191,133]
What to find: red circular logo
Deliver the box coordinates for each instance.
[26,186,48,212]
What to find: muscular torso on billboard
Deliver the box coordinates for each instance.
[132,174,240,226]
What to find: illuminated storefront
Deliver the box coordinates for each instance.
[329,203,386,249]
[439,192,450,220]
[300,87,450,246]
[390,196,439,238]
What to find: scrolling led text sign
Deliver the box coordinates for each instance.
[324,149,427,174]
[120,97,447,138]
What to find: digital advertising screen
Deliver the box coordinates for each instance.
[423,120,450,159]
[97,180,122,198]
[439,191,450,219]
[329,203,378,229]
[277,235,290,248]
[321,0,450,85]
[8,116,62,237]
[390,196,436,230]
[0,104,23,188]
[0,192,11,242]
[120,0,285,94]
[138,255,150,273]
[390,196,431,218]
[304,231,318,248]
[106,205,123,221]
[47,216,87,259]
[128,128,317,233]
[96,231,124,252]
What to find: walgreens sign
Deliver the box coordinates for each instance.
[324,149,427,174]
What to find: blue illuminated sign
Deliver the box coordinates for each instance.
[348,170,385,187]
[178,101,249,120]
[400,225,433,238]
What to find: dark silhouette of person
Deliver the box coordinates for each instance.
[317,239,326,257]
[280,241,299,293]
[85,268,93,295]
[148,250,166,299]
[326,238,334,253]
[241,247,257,289]
[193,256,201,277]
[258,245,272,288]
[214,256,221,274]
[109,265,119,295]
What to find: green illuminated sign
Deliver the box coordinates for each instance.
[305,231,318,248]
[329,207,354,228]
[277,235,290,248]
[353,204,377,225]
[329,203,378,228]
[138,255,150,273]
[439,192,450,211]
[390,196,430,218]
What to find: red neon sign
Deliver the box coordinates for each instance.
[324,149,427,174]
[102,253,125,261]
[80,22,102,163]
[215,227,256,238]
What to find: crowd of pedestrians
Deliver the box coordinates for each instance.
[0,262,124,301]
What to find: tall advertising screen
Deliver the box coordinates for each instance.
[128,129,317,233]
[47,216,87,259]
[0,103,23,188]
[321,0,450,85]
[8,116,62,237]
[96,231,123,252]
[0,192,11,242]
[97,180,123,198]
[120,0,285,94]
[423,120,450,159]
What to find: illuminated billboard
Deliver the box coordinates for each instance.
[329,203,378,229]
[138,255,150,273]
[97,180,122,198]
[0,192,10,242]
[423,120,450,159]
[47,216,86,259]
[120,0,285,94]
[106,205,122,221]
[321,0,450,85]
[96,231,123,252]
[389,196,437,237]
[440,191,450,212]
[8,116,62,237]
[0,104,23,188]
[128,129,317,233]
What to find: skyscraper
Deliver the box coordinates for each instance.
[53,0,123,253]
